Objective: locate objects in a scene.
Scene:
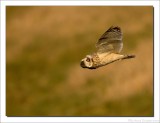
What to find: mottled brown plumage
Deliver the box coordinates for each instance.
[80,26,135,69]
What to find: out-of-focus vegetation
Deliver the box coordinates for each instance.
[6,6,153,116]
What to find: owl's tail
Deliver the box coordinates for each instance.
[123,54,136,59]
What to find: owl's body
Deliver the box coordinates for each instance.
[80,26,135,69]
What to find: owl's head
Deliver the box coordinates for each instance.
[80,55,95,69]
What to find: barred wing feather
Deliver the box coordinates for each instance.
[96,26,123,53]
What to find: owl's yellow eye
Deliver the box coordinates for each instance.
[86,58,90,62]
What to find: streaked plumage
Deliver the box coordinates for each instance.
[80,26,135,69]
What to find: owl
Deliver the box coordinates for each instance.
[80,26,135,69]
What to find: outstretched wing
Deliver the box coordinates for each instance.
[96,26,123,53]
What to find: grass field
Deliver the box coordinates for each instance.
[6,6,153,116]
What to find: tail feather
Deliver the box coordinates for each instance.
[123,54,136,59]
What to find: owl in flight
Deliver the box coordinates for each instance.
[80,26,135,69]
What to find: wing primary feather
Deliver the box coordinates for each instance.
[96,26,123,53]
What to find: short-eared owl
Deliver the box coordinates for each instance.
[80,26,135,69]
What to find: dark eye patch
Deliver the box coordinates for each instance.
[86,57,90,62]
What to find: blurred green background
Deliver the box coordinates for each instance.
[6,6,153,116]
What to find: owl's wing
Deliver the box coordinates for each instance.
[96,26,123,53]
